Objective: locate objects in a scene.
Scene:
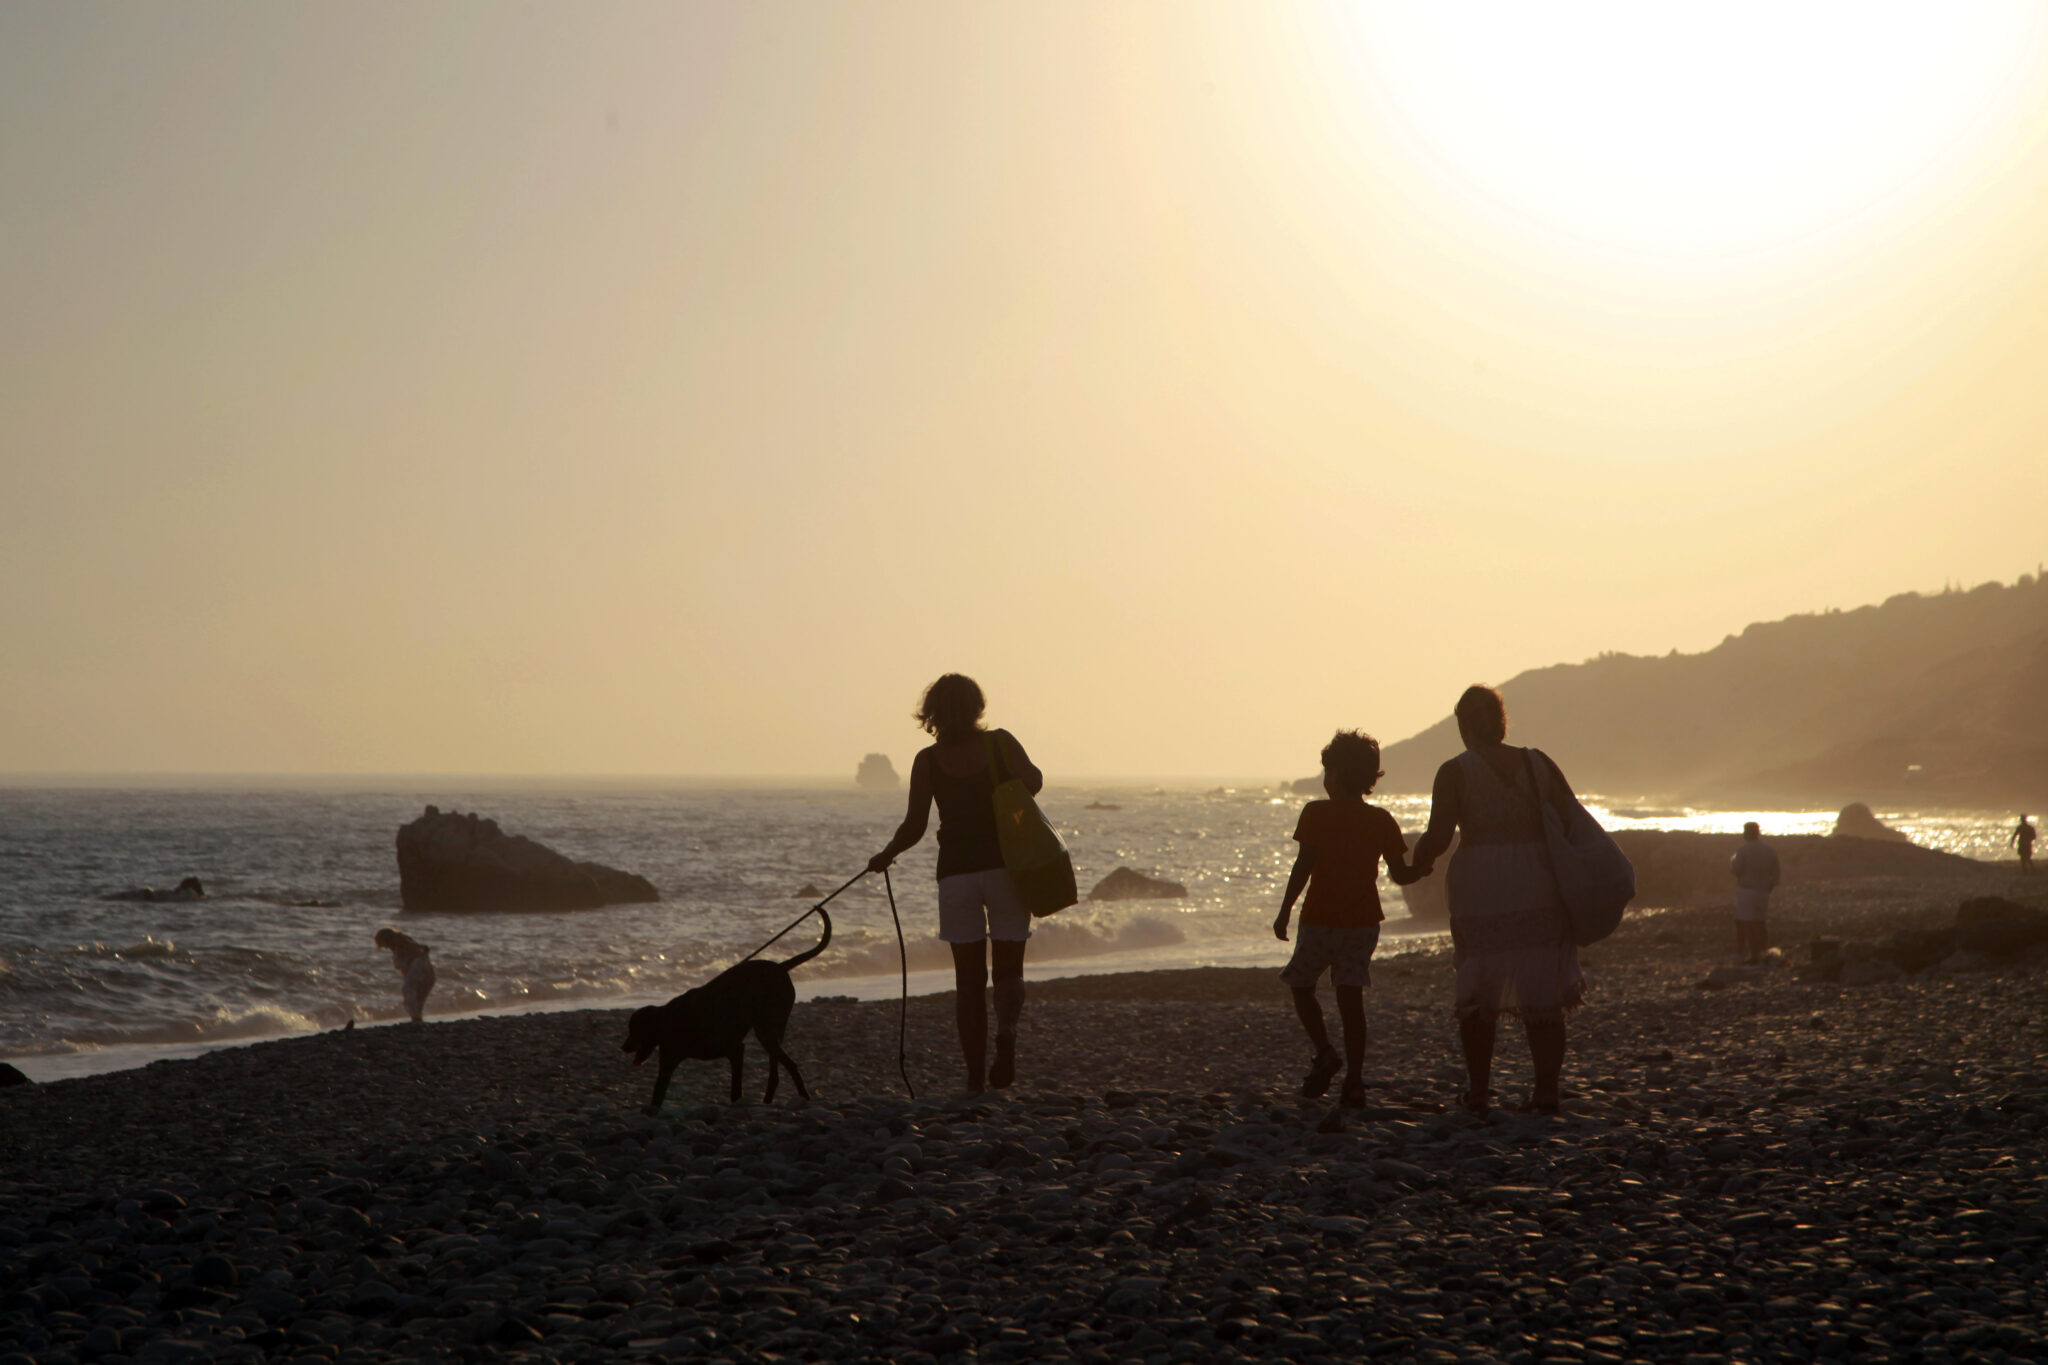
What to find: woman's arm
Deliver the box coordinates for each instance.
[1409,760,1463,869]
[868,749,934,871]
[1385,845,1427,887]
[996,729,1043,795]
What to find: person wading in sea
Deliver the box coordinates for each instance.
[869,674,1043,1093]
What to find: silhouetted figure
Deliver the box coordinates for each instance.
[869,674,1042,1093]
[1411,685,1585,1117]
[2014,815,2036,873]
[374,928,436,1022]
[1273,731,1425,1109]
[1730,821,1779,964]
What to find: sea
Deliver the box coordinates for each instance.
[0,781,2019,1081]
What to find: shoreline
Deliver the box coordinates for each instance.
[3,919,1459,1084]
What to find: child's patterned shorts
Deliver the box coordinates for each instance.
[1280,922,1381,990]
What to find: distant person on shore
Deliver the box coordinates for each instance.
[1729,822,1780,964]
[1273,730,1426,1108]
[374,928,436,1023]
[868,674,1043,1093]
[1410,685,1585,1117]
[2014,815,2036,873]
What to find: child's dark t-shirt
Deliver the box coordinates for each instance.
[1293,800,1407,928]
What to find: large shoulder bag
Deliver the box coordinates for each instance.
[1523,748,1634,946]
[986,733,1078,917]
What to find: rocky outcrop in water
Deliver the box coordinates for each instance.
[106,877,206,903]
[1086,867,1187,901]
[855,754,900,790]
[1832,801,1912,842]
[395,807,659,912]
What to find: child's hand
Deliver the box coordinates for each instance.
[1272,908,1291,941]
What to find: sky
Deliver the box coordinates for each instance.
[4,2,2047,779]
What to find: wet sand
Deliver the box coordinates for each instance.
[4,870,2045,1365]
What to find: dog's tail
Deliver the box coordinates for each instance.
[780,905,832,971]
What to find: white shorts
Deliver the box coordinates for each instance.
[1734,888,1771,923]
[938,868,1033,943]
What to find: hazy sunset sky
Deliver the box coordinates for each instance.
[5,2,2046,778]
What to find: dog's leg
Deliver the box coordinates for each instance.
[763,1042,780,1104]
[759,1025,807,1101]
[728,1048,744,1103]
[646,1053,680,1117]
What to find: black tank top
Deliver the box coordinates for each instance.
[932,742,1004,879]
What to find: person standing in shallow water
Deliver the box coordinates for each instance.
[1410,685,1586,1117]
[2013,815,2036,873]
[374,928,436,1023]
[869,674,1042,1093]
[1730,821,1780,964]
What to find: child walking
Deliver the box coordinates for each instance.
[374,928,436,1023]
[1273,730,1425,1106]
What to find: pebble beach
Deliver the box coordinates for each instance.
[5,871,2046,1365]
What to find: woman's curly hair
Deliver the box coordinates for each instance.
[1455,684,1508,745]
[916,673,986,744]
[1320,730,1383,795]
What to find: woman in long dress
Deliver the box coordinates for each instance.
[1411,685,1583,1115]
[869,674,1043,1093]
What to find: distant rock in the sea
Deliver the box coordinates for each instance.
[0,1062,31,1088]
[106,876,206,903]
[1288,777,1322,796]
[1084,801,1121,811]
[1087,867,1187,901]
[1832,802,1912,843]
[395,806,659,912]
[855,753,900,789]
[795,883,824,899]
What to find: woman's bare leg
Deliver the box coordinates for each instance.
[1526,1017,1566,1111]
[950,940,988,1092]
[989,939,1026,1088]
[1459,1011,1496,1112]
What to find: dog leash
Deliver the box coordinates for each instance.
[737,868,870,962]
[883,867,916,1099]
[736,863,918,1099]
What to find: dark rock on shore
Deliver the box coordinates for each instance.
[105,876,206,903]
[1086,867,1187,901]
[855,753,900,789]
[395,806,659,912]
[0,1063,30,1088]
[1613,828,1988,907]
[1833,801,1912,842]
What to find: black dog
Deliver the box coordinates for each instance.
[621,908,830,1113]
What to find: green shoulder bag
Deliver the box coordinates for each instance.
[985,732,1078,917]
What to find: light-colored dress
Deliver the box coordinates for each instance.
[388,935,436,1020]
[1440,749,1584,1022]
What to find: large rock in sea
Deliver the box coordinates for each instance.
[1832,802,1912,842]
[1087,867,1187,901]
[396,806,659,912]
[856,753,901,790]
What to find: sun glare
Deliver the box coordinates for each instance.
[1339,2,2046,266]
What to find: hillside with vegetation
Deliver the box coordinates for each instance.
[1380,573,2048,806]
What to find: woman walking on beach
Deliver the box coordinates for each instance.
[1411,685,1584,1116]
[375,928,436,1023]
[869,674,1043,1093]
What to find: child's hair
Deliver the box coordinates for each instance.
[374,928,404,949]
[1455,684,1508,745]
[916,673,986,743]
[1320,730,1383,795]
